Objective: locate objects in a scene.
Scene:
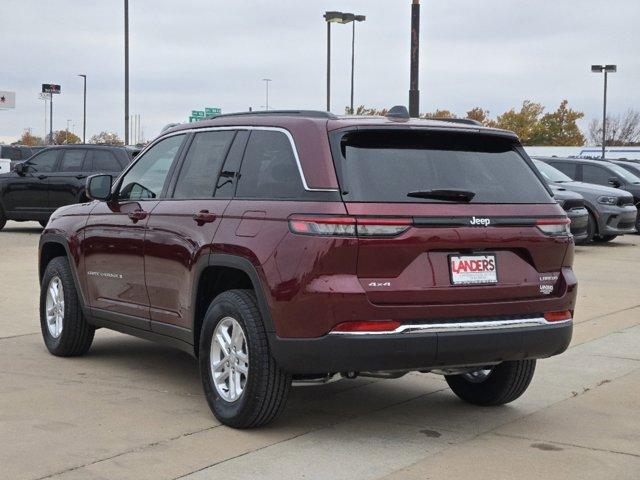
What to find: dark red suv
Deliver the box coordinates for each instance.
[38,108,576,428]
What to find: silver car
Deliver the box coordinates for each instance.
[533,159,637,243]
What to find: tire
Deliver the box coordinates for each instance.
[594,234,617,243]
[199,289,291,428]
[583,212,597,243]
[0,206,6,230]
[40,256,95,356]
[445,360,536,406]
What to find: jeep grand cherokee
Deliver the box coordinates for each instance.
[38,108,576,428]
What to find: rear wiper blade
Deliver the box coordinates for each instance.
[407,189,476,202]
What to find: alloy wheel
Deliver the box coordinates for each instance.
[45,276,64,338]
[210,317,249,402]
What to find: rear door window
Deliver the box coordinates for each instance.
[172,130,235,199]
[548,161,577,179]
[333,130,552,204]
[236,130,304,199]
[87,150,122,172]
[59,150,87,172]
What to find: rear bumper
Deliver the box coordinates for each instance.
[270,317,573,375]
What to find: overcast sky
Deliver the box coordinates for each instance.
[1,0,638,144]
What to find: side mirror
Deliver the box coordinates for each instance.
[608,177,622,188]
[86,174,113,201]
[14,162,26,175]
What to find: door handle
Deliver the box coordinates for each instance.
[128,210,148,222]
[193,210,217,225]
[76,174,87,180]
[37,175,48,180]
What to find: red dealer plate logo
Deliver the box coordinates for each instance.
[449,254,498,286]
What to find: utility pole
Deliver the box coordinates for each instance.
[591,64,617,159]
[78,74,87,143]
[262,79,271,110]
[49,92,53,144]
[409,0,421,118]
[124,0,130,145]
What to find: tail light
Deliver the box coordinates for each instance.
[544,310,572,322]
[331,320,401,333]
[536,218,571,236]
[288,215,411,237]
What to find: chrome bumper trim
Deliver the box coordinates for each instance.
[329,317,572,336]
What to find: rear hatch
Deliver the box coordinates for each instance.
[329,128,571,306]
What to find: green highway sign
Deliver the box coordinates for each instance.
[189,107,221,122]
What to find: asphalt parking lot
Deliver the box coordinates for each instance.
[1,220,639,480]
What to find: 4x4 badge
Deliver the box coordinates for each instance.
[470,216,491,226]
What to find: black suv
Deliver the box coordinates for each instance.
[0,145,132,229]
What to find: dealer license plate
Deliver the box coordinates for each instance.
[449,254,498,285]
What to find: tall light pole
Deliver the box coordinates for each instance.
[349,15,366,113]
[323,11,366,113]
[124,0,130,145]
[409,0,421,118]
[262,78,272,110]
[591,64,617,159]
[78,74,87,143]
[38,93,48,141]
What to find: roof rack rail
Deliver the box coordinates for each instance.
[204,110,338,120]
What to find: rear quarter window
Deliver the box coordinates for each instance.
[332,130,552,204]
[236,130,304,199]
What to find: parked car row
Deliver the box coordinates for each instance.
[0,144,133,229]
[534,156,640,240]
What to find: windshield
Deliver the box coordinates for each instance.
[609,163,640,184]
[533,159,572,183]
[333,130,552,204]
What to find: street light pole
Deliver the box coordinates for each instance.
[349,15,366,113]
[262,79,272,110]
[49,92,53,145]
[409,0,421,118]
[591,64,617,159]
[324,11,366,114]
[78,74,86,143]
[326,19,332,111]
[124,0,130,145]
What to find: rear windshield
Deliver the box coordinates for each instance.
[332,130,553,204]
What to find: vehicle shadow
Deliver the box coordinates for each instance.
[80,333,516,434]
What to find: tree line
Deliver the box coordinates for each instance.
[347,101,640,147]
[16,129,124,146]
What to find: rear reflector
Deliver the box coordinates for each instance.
[544,310,572,322]
[288,215,410,237]
[331,320,402,333]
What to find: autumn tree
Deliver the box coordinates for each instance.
[17,129,44,146]
[466,108,497,127]
[588,110,640,146]
[422,109,456,119]
[533,100,585,146]
[90,131,124,146]
[346,105,389,116]
[494,101,545,145]
[51,130,81,145]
